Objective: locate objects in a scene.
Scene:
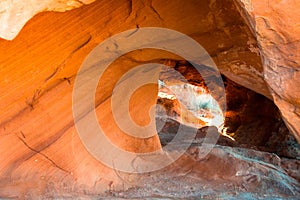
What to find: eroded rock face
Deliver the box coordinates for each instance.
[0,0,95,40]
[0,1,298,143]
[0,0,299,198]
[234,0,300,142]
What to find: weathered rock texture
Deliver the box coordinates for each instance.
[0,0,96,40]
[234,0,300,142]
[3,0,300,143]
[0,0,299,198]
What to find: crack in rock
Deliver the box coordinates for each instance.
[16,132,70,174]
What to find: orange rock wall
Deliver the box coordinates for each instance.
[0,0,299,197]
[234,0,300,142]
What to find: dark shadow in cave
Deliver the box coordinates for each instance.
[156,60,300,161]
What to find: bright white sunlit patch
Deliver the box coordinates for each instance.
[158,80,225,132]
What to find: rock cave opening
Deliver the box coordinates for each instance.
[0,0,299,198]
[156,60,300,163]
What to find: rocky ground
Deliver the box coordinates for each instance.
[0,0,299,198]
[43,144,300,199]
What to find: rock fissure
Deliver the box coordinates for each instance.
[16,133,71,174]
[0,0,299,198]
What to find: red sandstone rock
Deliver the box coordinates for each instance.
[0,0,299,198]
[234,0,300,142]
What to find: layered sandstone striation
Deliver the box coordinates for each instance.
[0,0,299,198]
[0,0,96,40]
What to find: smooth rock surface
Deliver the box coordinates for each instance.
[0,0,95,40]
[0,1,299,143]
[0,0,299,198]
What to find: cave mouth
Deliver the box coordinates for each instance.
[156,60,300,160]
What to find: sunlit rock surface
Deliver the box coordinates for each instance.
[0,0,95,40]
[0,0,299,198]
[158,81,224,130]
[157,67,225,132]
